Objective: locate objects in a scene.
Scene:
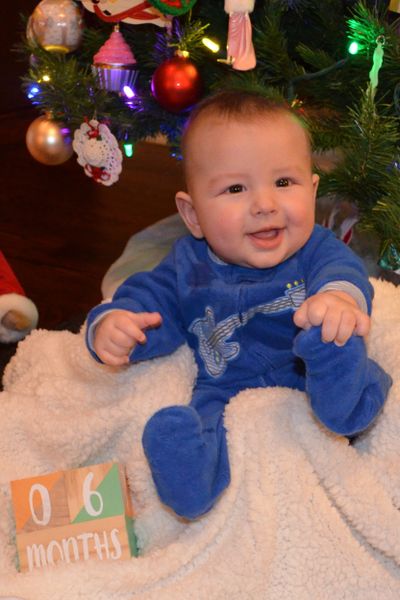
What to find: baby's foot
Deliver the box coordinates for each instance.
[293,326,392,435]
[142,405,229,519]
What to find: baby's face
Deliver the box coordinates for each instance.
[183,112,319,269]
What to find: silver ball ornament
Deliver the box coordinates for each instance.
[27,0,83,53]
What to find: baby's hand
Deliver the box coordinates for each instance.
[293,290,370,346]
[93,310,162,366]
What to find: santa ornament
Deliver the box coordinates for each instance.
[0,252,39,344]
[224,0,256,71]
[73,119,123,186]
[147,0,197,15]
[80,0,172,27]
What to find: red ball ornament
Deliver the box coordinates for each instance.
[151,54,202,113]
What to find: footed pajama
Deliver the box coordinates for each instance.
[142,327,392,519]
[87,226,392,520]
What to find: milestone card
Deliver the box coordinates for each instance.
[10,462,138,572]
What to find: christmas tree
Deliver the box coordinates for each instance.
[19,0,400,271]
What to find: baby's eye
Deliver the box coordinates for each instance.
[226,184,244,194]
[275,178,291,187]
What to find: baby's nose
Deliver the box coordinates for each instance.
[251,190,277,215]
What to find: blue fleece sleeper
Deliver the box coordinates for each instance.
[86,225,392,520]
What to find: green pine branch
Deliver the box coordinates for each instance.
[253,3,305,89]
[21,42,107,127]
[318,86,400,255]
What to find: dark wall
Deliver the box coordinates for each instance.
[0,1,38,114]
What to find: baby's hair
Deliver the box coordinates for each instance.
[181,89,312,175]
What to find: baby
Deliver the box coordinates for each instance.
[86,90,392,520]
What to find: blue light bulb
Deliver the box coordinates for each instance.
[27,85,40,99]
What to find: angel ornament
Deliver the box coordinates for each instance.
[73,119,123,186]
[224,0,256,71]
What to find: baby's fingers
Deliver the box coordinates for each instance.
[131,312,162,342]
[293,304,312,330]
[96,346,130,366]
[331,312,357,346]
[354,312,371,337]
[135,312,162,330]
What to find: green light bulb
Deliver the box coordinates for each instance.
[123,143,134,158]
[348,41,359,55]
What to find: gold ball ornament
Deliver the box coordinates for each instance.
[27,0,83,53]
[389,0,400,13]
[26,114,73,165]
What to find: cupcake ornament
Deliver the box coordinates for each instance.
[92,26,139,93]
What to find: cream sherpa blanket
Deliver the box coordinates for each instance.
[0,278,399,599]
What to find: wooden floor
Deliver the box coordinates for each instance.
[1,108,184,332]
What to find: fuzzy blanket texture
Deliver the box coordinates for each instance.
[0,278,399,599]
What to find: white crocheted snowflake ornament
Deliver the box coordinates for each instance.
[73,119,123,186]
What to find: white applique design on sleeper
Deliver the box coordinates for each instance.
[189,282,306,377]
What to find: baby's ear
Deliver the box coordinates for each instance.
[175,191,203,239]
[312,173,320,198]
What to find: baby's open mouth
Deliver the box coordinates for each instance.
[251,228,281,239]
[248,228,284,249]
